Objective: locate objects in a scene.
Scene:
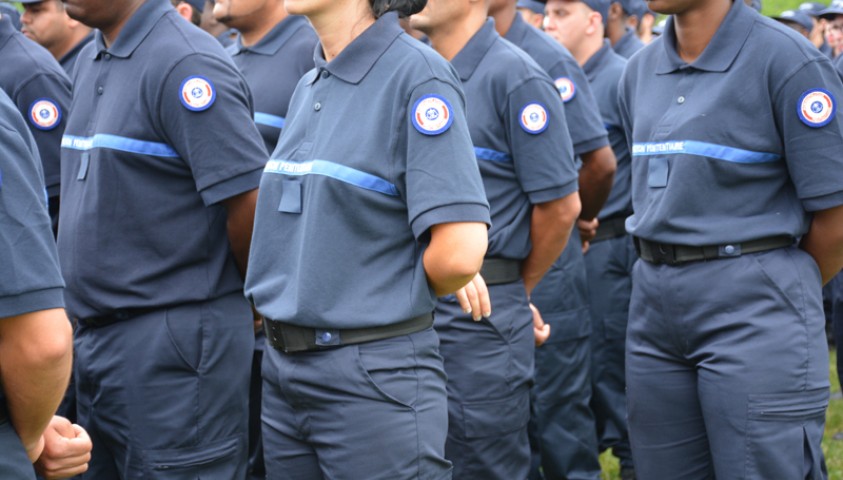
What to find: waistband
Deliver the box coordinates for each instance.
[592,215,629,243]
[480,258,522,285]
[77,306,161,328]
[264,313,434,354]
[634,235,795,266]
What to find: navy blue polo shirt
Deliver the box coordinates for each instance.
[0,15,71,198]
[59,0,267,319]
[59,31,94,76]
[504,13,609,155]
[835,53,843,80]
[619,0,843,245]
[0,89,64,319]
[455,20,578,259]
[244,12,490,329]
[583,40,630,219]
[613,27,644,59]
[227,15,317,153]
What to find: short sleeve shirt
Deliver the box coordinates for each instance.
[0,15,71,198]
[0,89,64,319]
[613,27,645,59]
[59,0,267,318]
[227,15,318,153]
[244,13,490,329]
[454,20,578,259]
[619,0,843,245]
[583,41,630,219]
[504,13,609,156]
[58,31,94,77]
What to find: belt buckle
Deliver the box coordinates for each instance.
[652,243,677,265]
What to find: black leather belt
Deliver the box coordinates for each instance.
[264,313,433,354]
[592,216,628,243]
[77,307,160,328]
[480,258,522,285]
[634,235,795,266]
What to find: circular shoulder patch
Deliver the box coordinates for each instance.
[179,76,216,112]
[520,103,549,134]
[412,94,454,136]
[29,98,61,131]
[554,77,577,103]
[797,89,835,128]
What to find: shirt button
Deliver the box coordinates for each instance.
[104,53,112,61]
[97,86,104,95]
[320,331,332,343]
[321,70,330,79]
[677,96,686,104]
[314,102,322,111]
[724,245,736,255]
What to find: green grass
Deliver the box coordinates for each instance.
[597,349,843,479]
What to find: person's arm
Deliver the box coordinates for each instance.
[522,192,582,296]
[424,222,488,297]
[800,203,843,285]
[34,416,92,480]
[222,188,258,279]
[0,308,73,461]
[577,145,617,221]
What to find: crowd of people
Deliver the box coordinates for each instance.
[1,0,843,479]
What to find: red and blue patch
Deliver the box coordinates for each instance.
[179,76,216,112]
[411,94,454,136]
[29,98,61,131]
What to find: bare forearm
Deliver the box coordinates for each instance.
[578,146,616,220]
[224,189,258,278]
[800,204,843,285]
[0,309,73,453]
[424,222,488,296]
[522,193,581,295]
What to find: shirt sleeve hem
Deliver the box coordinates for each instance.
[411,203,492,240]
[199,168,263,206]
[0,287,65,319]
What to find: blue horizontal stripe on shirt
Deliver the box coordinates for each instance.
[264,159,399,196]
[631,140,780,164]
[474,146,512,163]
[61,134,179,158]
[254,112,285,129]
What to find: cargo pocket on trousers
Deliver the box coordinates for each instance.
[462,388,530,439]
[146,436,242,479]
[745,388,828,479]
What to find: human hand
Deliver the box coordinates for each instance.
[455,273,491,321]
[531,303,550,347]
[34,416,92,479]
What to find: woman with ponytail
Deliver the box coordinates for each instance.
[244,0,492,478]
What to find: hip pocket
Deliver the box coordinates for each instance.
[145,435,243,479]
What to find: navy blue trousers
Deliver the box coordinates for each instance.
[0,418,36,479]
[627,247,828,479]
[261,327,451,480]
[436,281,534,480]
[75,292,253,479]
[584,234,636,469]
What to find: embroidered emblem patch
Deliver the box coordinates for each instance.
[29,99,61,130]
[179,76,216,112]
[555,77,576,103]
[520,103,549,134]
[797,89,835,128]
[412,94,453,135]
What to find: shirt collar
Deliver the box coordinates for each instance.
[656,0,755,74]
[92,0,173,59]
[451,19,499,82]
[0,15,16,49]
[231,15,309,56]
[582,40,613,81]
[311,11,402,85]
[503,12,530,44]
[60,31,95,65]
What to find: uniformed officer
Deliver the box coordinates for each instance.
[19,0,94,75]
[0,13,70,230]
[171,0,203,25]
[606,0,645,58]
[59,0,269,477]
[800,2,834,58]
[218,0,317,152]
[517,0,546,28]
[0,88,87,480]
[244,0,491,478]
[487,1,616,478]
[544,0,635,478]
[822,1,843,59]
[773,9,815,39]
[619,0,843,476]
[411,2,582,478]
[0,2,21,30]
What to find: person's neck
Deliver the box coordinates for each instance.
[673,0,731,63]
[239,4,287,47]
[574,35,603,66]
[52,27,91,60]
[309,2,374,62]
[489,2,516,37]
[427,10,487,61]
[102,0,144,46]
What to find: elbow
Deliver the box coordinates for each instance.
[562,193,582,231]
[33,316,73,369]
